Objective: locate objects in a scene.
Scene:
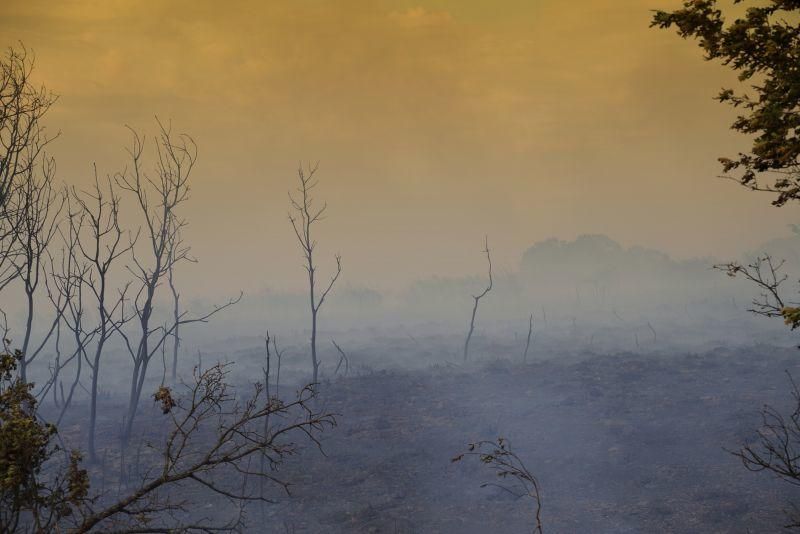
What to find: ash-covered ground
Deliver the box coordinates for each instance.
[53,337,799,533]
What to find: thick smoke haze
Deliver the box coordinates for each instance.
[1,0,796,299]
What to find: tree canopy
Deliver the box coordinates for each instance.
[652,0,800,206]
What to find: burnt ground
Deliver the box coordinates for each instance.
[266,346,798,533]
[57,345,800,533]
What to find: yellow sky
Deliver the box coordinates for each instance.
[1,0,794,295]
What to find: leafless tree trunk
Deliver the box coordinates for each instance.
[332,339,349,376]
[464,236,492,361]
[168,258,180,383]
[523,313,534,363]
[115,121,239,443]
[8,152,65,381]
[164,223,187,384]
[263,331,272,401]
[288,163,342,383]
[646,321,657,343]
[261,331,272,493]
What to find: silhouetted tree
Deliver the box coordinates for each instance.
[0,342,336,533]
[523,313,534,363]
[730,372,800,528]
[67,174,136,462]
[715,255,796,323]
[73,363,335,533]
[114,121,240,443]
[464,236,492,361]
[7,151,65,381]
[39,204,93,427]
[0,45,56,205]
[652,0,800,206]
[288,163,342,383]
[0,45,57,294]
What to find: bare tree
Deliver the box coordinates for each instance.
[453,437,543,534]
[332,339,349,376]
[1,345,336,533]
[52,276,88,427]
[39,207,96,427]
[715,255,794,322]
[464,236,493,361]
[69,363,336,533]
[731,373,800,528]
[67,174,137,461]
[288,163,342,383]
[523,313,534,363]
[0,45,57,212]
[717,254,800,526]
[260,330,285,498]
[115,122,190,442]
[0,45,58,292]
[115,121,239,443]
[8,151,66,381]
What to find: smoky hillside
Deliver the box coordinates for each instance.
[167,233,800,362]
[5,216,800,533]
[11,231,795,391]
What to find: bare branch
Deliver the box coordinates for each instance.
[464,236,493,361]
[453,437,543,534]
